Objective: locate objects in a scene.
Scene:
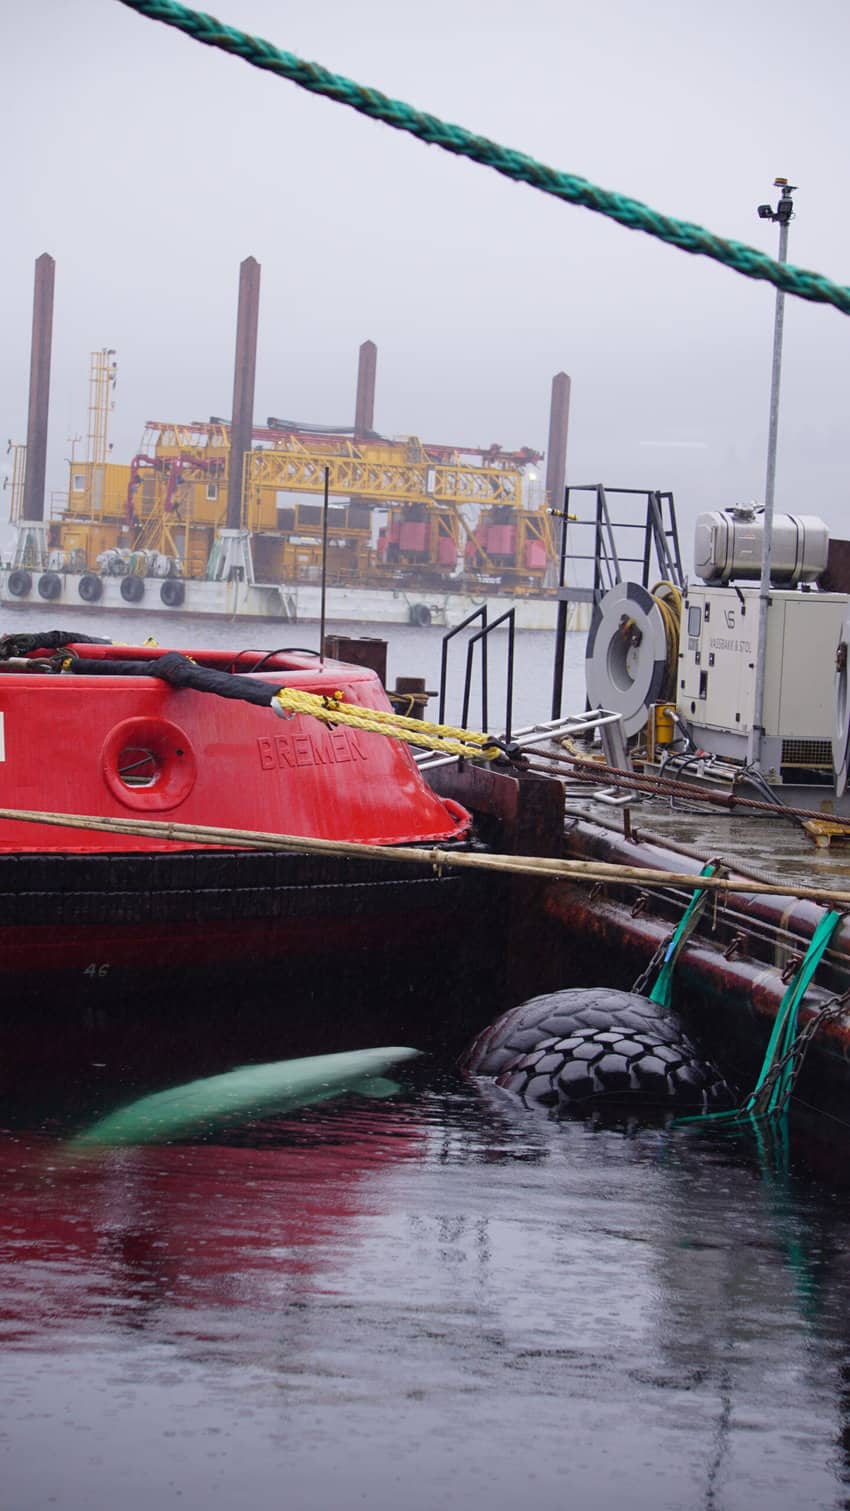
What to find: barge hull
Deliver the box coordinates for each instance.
[0,573,591,630]
[550,816,850,1119]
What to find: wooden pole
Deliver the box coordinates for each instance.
[0,806,848,907]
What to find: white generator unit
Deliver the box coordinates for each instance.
[677,584,849,779]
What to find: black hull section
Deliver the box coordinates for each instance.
[0,847,513,1105]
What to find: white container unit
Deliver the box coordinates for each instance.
[677,584,849,780]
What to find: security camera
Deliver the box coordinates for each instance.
[757,204,774,219]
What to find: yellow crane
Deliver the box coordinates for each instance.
[53,361,555,592]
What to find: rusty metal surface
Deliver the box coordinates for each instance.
[544,879,850,1100]
[564,809,850,953]
[821,535,850,593]
[545,810,850,1114]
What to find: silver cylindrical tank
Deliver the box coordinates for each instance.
[693,507,829,586]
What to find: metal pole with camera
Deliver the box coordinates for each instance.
[747,178,797,770]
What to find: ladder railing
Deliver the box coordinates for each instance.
[437,605,517,746]
[550,483,685,719]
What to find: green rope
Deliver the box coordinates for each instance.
[648,861,718,1011]
[745,908,843,1118]
[114,0,850,317]
[678,908,844,1128]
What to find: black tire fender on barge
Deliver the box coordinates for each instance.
[7,569,32,598]
[120,575,145,603]
[160,578,185,608]
[462,986,733,1114]
[78,573,103,603]
[37,571,62,601]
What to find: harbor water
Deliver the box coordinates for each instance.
[4,612,850,1509]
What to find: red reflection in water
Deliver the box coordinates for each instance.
[0,1106,423,1340]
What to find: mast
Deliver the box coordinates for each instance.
[226,257,261,531]
[544,371,571,513]
[354,340,377,437]
[546,371,572,720]
[87,349,117,512]
[21,253,55,522]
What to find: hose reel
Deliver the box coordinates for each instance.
[585,580,679,739]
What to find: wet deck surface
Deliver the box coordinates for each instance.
[562,791,850,893]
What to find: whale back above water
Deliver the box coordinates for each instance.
[73,1047,421,1146]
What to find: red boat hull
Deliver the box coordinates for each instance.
[0,643,469,851]
[0,639,502,1087]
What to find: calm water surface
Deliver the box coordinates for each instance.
[3,612,850,1508]
[4,1069,850,1511]
[5,603,588,731]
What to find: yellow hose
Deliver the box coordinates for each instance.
[650,580,682,699]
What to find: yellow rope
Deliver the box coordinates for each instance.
[272,686,505,760]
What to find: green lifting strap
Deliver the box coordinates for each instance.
[745,908,844,1118]
[648,861,720,1011]
[678,907,844,1128]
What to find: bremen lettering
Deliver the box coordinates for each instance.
[257,726,369,772]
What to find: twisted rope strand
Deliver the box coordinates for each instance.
[114,0,850,315]
[271,686,504,759]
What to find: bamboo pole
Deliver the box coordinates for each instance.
[0,806,849,908]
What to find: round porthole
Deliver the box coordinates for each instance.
[100,716,197,811]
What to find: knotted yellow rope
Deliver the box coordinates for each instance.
[272,687,505,760]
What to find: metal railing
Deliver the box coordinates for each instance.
[437,604,516,747]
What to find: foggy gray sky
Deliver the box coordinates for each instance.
[3,0,849,556]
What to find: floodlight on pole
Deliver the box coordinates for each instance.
[747,178,797,771]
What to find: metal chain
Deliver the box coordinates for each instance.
[749,987,850,1118]
[630,937,669,996]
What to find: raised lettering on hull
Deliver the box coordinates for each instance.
[257,727,370,771]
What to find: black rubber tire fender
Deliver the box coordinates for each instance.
[160,578,185,608]
[120,575,145,603]
[409,602,432,627]
[37,571,62,601]
[7,569,32,598]
[78,573,103,603]
[491,1024,734,1113]
[462,987,684,1078]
